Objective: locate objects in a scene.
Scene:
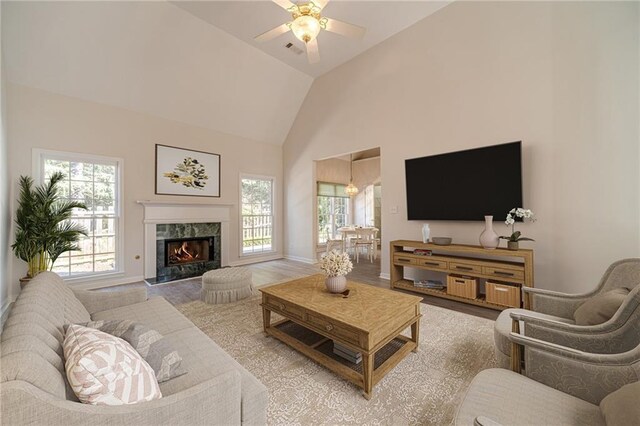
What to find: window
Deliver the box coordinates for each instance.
[317,182,350,244]
[36,150,123,278]
[241,176,274,255]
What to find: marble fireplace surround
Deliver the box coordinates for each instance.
[137,201,232,280]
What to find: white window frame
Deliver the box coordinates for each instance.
[316,182,351,245]
[239,173,276,257]
[32,149,125,282]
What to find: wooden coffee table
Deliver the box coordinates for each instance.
[260,274,422,399]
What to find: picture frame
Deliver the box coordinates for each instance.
[155,144,221,197]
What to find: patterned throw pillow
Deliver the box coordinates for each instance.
[64,324,162,405]
[82,320,186,383]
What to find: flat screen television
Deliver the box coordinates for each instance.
[405,141,523,221]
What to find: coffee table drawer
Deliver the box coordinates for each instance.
[264,295,305,321]
[306,313,361,346]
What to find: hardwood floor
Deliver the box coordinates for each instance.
[104,252,498,320]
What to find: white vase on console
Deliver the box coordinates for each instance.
[479,215,499,249]
[421,224,430,243]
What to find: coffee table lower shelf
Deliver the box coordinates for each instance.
[265,319,416,399]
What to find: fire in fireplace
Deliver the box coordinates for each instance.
[164,237,214,267]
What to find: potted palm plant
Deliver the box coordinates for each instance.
[12,172,88,286]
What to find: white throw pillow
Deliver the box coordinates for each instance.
[64,324,162,405]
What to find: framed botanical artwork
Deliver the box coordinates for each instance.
[155,144,221,197]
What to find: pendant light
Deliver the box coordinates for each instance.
[345,154,359,196]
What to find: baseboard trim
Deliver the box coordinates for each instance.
[229,254,283,267]
[71,275,145,290]
[284,254,318,265]
[379,272,390,280]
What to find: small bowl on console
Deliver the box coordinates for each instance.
[432,237,452,246]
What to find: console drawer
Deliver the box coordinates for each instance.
[415,258,448,270]
[393,254,415,265]
[306,313,361,346]
[449,261,481,274]
[483,266,524,280]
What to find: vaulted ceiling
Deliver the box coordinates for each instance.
[2,1,450,145]
[171,1,449,78]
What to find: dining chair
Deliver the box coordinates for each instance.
[354,228,377,263]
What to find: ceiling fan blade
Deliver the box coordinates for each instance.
[306,38,320,64]
[314,0,330,10]
[254,23,290,42]
[272,0,296,11]
[324,17,366,39]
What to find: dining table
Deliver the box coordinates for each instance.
[336,226,379,256]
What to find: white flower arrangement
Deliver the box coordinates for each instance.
[501,208,536,242]
[320,250,353,277]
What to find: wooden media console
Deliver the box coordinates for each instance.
[390,240,534,310]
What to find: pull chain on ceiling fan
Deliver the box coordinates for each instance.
[254,0,366,64]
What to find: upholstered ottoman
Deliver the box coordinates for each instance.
[202,267,253,304]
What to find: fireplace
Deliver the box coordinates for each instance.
[164,237,214,267]
[151,222,222,285]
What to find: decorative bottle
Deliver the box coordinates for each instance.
[479,216,499,249]
[422,224,430,243]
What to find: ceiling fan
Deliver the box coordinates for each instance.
[254,0,366,64]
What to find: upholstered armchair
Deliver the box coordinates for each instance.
[457,332,640,425]
[510,284,640,355]
[493,258,640,368]
[523,258,640,318]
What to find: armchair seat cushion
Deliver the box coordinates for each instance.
[455,369,604,426]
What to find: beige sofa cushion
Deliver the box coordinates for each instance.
[574,288,630,325]
[82,320,186,382]
[91,297,194,336]
[599,381,640,425]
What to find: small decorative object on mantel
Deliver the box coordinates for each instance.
[421,224,431,243]
[500,208,536,250]
[479,215,500,249]
[155,144,221,197]
[320,250,353,293]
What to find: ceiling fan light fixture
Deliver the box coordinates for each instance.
[290,15,321,43]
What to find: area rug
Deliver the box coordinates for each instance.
[176,296,497,425]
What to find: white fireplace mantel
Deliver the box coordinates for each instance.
[136,200,234,279]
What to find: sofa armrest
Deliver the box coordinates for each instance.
[1,370,242,425]
[72,287,148,315]
[521,287,589,317]
[509,332,640,404]
[474,416,503,426]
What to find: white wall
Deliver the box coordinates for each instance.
[284,1,640,293]
[316,158,350,185]
[6,83,284,297]
[2,1,312,145]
